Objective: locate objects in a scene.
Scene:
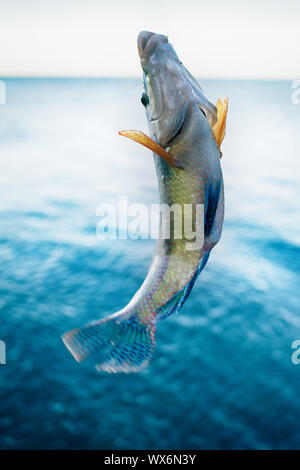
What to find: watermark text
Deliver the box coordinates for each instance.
[96,196,204,251]
[291,80,300,105]
[291,340,300,365]
[0,80,6,104]
[0,340,6,365]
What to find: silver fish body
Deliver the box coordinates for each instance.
[62,32,224,373]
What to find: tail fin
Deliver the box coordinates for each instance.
[62,311,156,373]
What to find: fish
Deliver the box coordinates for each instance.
[62,31,228,373]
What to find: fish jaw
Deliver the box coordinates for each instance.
[137,31,168,59]
[137,31,218,149]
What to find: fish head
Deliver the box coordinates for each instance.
[137,30,217,148]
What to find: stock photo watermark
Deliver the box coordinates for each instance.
[0,340,6,365]
[0,80,6,104]
[96,196,204,251]
[291,80,300,105]
[291,340,300,365]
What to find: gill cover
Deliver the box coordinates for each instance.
[119,97,228,166]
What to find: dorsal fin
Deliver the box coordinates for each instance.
[212,97,228,158]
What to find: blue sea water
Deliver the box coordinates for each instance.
[0,78,300,450]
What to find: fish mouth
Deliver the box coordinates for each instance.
[137,31,155,57]
[138,31,167,122]
[150,111,163,122]
[137,31,168,59]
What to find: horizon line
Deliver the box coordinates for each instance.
[0,76,297,82]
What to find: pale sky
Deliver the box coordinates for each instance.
[0,0,299,79]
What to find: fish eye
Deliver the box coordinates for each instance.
[141,92,149,107]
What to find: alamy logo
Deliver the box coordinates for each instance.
[291,80,300,105]
[0,80,6,105]
[0,340,6,365]
[96,196,204,251]
[291,340,300,365]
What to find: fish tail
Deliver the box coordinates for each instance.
[62,311,156,373]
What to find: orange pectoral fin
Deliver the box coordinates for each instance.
[119,129,183,169]
[212,97,228,158]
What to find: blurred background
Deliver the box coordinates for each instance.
[0,0,300,450]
